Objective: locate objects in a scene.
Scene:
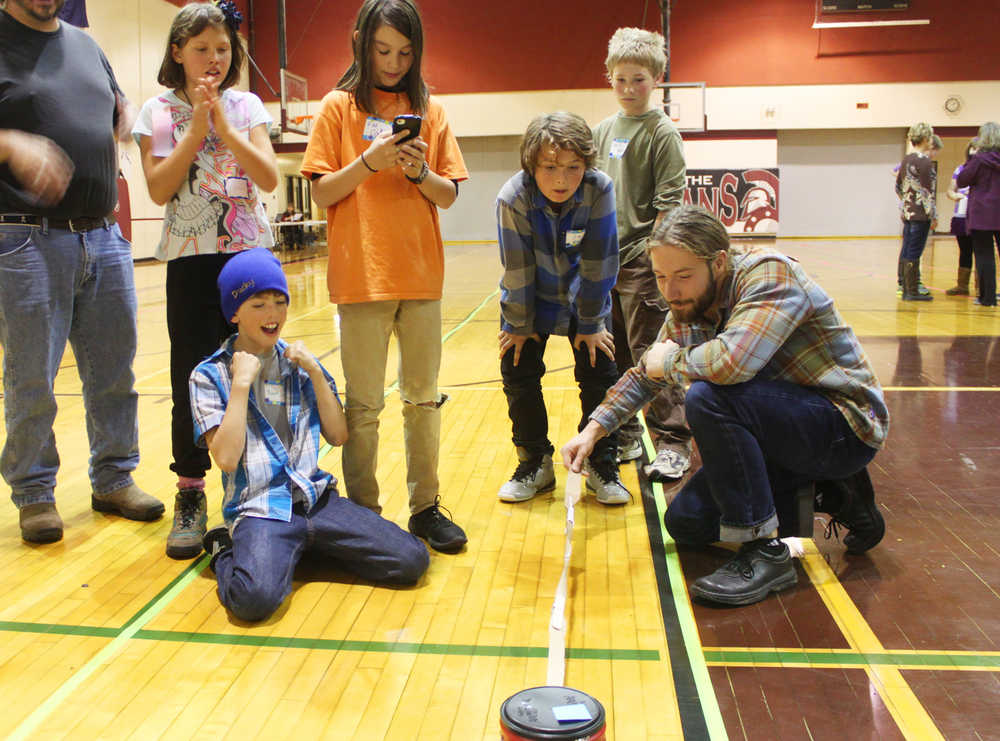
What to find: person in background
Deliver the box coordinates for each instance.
[278,203,304,250]
[945,140,978,296]
[957,122,1000,308]
[895,122,936,302]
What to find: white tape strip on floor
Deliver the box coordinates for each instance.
[547,471,582,686]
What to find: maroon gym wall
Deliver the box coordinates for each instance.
[168,1,998,101]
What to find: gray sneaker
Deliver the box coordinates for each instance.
[644,448,691,482]
[584,459,631,505]
[499,452,556,502]
[166,488,208,559]
[617,438,644,463]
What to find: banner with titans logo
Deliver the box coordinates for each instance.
[683,168,780,235]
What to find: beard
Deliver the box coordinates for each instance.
[668,265,718,324]
[14,0,66,22]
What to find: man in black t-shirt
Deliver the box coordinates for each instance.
[0,0,163,543]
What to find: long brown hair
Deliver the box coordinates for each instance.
[336,0,429,116]
[157,3,245,92]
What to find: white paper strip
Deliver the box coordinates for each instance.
[546,472,582,686]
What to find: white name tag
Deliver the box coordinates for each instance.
[565,229,585,247]
[264,380,283,406]
[225,176,250,199]
[362,116,392,141]
[609,138,630,159]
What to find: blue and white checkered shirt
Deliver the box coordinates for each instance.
[190,335,340,532]
[496,169,619,336]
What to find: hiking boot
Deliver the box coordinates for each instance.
[498,451,556,502]
[409,497,467,553]
[644,448,691,482]
[584,459,631,505]
[92,483,165,521]
[166,488,208,560]
[203,526,233,572]
[617,438,644,463]
[815,467,885,554]
[19,502,63,544]
[689,540,797,606]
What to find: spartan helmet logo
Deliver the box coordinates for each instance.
[739,169,779,233]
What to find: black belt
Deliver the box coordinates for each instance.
[0,213,115,233]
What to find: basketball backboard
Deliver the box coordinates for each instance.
[280,69,310,135]
[657,81,707,133]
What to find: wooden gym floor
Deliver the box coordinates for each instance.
[1,235,999,740]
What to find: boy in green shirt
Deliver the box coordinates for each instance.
[593,27,691,481]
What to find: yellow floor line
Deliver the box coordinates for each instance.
[800,540,944,740]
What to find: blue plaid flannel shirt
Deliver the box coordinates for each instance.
[496,169,619,336]
[189,335,341,532]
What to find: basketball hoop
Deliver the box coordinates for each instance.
[280,69,310,135]
[291,114,313,134]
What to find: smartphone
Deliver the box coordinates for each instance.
[392,114,422,143]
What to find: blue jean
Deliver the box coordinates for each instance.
[0,220,139,507]
[664,379,876,544]
[899,219,931,262]
[213,489,429,622]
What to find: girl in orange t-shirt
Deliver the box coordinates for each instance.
[301,0,468,554]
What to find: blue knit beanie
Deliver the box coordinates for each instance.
[218,249,290,321]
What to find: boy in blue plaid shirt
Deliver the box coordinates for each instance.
[191,249,428,622]
[495,112,629,505]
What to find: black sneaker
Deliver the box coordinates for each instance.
[202,526,233,572]
[689,540,798,606]
[408,497,467,553]
[815,467,885,554]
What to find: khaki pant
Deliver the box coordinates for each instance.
[611,251,691,454]
[338,300,444,515]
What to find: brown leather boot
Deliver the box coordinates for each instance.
[92,483,165,520]
[946,267,971,295]
[20,502,64,543]
[901,260,932,301]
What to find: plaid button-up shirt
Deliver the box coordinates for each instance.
[591,245,889,449]
[190,335,341,531]
[496,169,619,336]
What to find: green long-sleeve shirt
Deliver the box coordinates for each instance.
[593,108,686,266]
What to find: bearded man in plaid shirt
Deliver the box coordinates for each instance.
[562,205,889,607]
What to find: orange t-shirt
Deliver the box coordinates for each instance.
[301,89,468,304]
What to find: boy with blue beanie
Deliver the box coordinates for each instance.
[191,249,429,622]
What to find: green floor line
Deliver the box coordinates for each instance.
[704,648,1000,670]
[0,621,118,638]
[132,629,658,660]
[6,620,999,671]
[7,556,209,741]
[642,420,728,741]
